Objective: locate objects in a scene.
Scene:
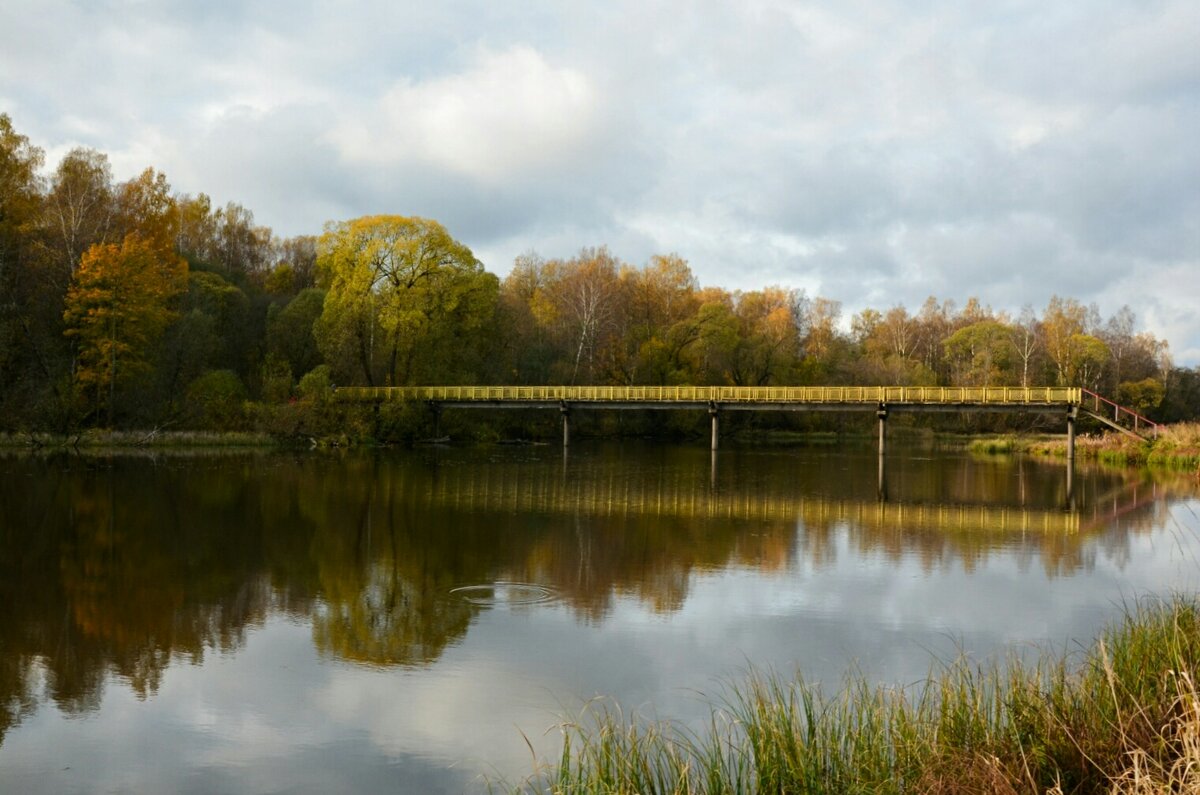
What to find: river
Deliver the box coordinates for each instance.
[1,442,1198,793]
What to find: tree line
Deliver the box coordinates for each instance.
[2,113,1196,435]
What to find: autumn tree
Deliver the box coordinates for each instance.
[915,297,955,380]
[498,252,557,382]
[114,167,178,255]
[314,215,498,386]
[850,304,934,384]
[725,287,804,386]
[1009,305,1041,387]
[215,202,274,279]
[267,235,318,294]
[1042,296,1089,385]
[535,247,623,384]
[607,254,700,384]
[802,296,843,363]
[1062,333,1111,389]
[42,147,115,286]
[175,193,219,264]
[63,234,186,424]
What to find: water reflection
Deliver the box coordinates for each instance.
[0,445,1195,773]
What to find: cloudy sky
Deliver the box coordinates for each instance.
[2,0,1198,361]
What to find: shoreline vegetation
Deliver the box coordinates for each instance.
[518,598,1200,794]
[967,422,1200,471]
[4,420,1200,470]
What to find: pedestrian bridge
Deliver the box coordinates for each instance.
[333,385,1156,452]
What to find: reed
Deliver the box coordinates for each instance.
[519,598,1200,794]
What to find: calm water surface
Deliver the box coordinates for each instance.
[1,443,1198,793]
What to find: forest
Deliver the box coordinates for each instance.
[2,113,1198,439]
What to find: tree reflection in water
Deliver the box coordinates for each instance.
[0,445,1191,743]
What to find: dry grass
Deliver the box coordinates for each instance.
[1108,671,1200,794]
[1147,423,1200,471]
[518,599,1200,794]
[1011,422,1200,470]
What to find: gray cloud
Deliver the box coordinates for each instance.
[2,0,1197,361]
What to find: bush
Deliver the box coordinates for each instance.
[185,370,247,429]
[297,365,333,400]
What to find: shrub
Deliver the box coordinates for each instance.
[185,370,247,429]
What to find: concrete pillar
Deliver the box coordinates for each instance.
[709,403,719,451]
[876,405,888,457]
[710,450,718,491]
[561,403,570,448]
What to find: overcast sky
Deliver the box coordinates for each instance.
[2,0,1198,362]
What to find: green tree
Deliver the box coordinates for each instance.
[943,320,1014,386]
[1116,378,1165,416]
[1063,333,1110,389]
[314,215,497,386]
[156,270,253,408]
[0,114,47,420]
[267,288,325,377]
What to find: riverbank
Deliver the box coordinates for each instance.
[967,422,1200,469]
[0,429,282,449]
[5,422,1199,470]
[522,598,1200,794]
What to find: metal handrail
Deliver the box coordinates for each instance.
[1080,388,1159,437]
[334,385,1083,405]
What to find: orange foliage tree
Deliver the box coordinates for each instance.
[63,233,185,423]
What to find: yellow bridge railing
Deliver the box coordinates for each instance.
[335,385,1082,405]
[409,471,1083,534]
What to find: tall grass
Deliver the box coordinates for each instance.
[1147,423,1200,470]
[1007,422,1200,470]
[520,598,1200,794]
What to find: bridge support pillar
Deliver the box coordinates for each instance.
[709,403,719,451]
[561,402,571,448]
[877,453,887,501]
[1066,406,1077,462]
[1066,458,1075,509]
[877,405,888,457]
[430,403,442,439]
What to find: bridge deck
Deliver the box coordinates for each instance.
[335,385,1081,408]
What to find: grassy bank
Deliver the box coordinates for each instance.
[521,598,1200,794]
[968,422,1200,470]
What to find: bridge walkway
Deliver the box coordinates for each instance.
[334,385,1155,453]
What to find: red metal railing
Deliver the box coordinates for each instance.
[1080,388,1159,438]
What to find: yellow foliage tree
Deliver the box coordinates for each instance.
[63,233,185,424]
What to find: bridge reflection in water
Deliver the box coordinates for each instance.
[406,451,1161,539]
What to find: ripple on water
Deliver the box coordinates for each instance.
[450,582,559,607]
